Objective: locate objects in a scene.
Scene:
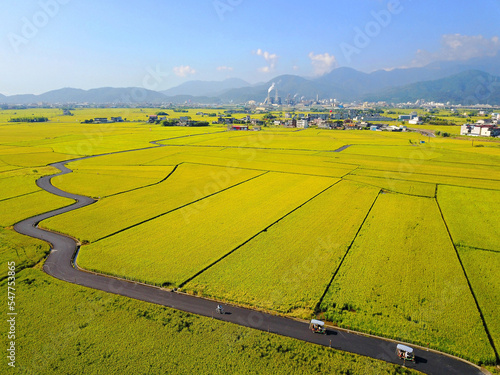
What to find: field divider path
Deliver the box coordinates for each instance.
[11,138,488,375]
[348,169,500,192]
[160,143,358,153]
[0,190,39,203]
[92,171,269,243]
[178,180,342,288]
[314,190,381,315]
[183,161,351,179]
[435,198,500,363]
[102,164,180,198]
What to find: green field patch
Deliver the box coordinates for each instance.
[162,130,347,151]
[0,190,74,227]
[458,246,500,352]
[454,144,500,157]
[4,268,419,375]
[0,166,19,173]
[52,165,176,198]
[147,147,355,177]
[42,163,265,243]
[0,145,55,155]
[320,194,495,364]
[317,130,430,146]
[438,185,500,251]
[343,174,436,197]
[339,145,443,160]
[0,123,220,157]
[321,146,500,181]
[67,145,188,167]
[0,151,76,167]
[185,180,379,318]
[409,125,462,135]
[0,228,50,279]
[350,168,500,190]
[0,166,60,201]
[76,173,336,286]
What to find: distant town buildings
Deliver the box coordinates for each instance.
[296,119,309,128]
[398,112,418,121]
[461,122,500,137]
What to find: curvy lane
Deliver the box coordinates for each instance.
[13,155,485,375]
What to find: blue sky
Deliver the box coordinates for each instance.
[1,0,500,94]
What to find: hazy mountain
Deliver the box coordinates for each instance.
[161,94,220,105]
[2,94,38,104]
[162,78,250,97]
[364,70,500,105]
[216,56,500,103]
[218,74,358,103]
[0,87,169,104]
[2,55,500,105]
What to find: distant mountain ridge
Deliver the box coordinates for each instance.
[161,78,249,97]
[363,70,500,105]
[2,55,500,105]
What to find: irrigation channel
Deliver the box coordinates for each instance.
[13,138,487,375]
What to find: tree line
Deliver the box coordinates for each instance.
[9,117,49,123]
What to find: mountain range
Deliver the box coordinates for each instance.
[2,56,500,105]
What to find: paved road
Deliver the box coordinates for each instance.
[13,156,486,375]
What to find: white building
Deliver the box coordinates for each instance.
[297,120,309,128]
[461,124,500,137]
[408,117,423,125]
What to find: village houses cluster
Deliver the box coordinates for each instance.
[460,113,500,137]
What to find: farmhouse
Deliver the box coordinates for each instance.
[296,119,309,128]
[461,123,500,137]
[408,117,423,125]
[398,112,418,121]
[94,117,109,123]
[230,125,249,131]
[250,119,265,126]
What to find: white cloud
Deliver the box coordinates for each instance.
[217,66,234,72]
[173,65,196,77]
[409,34,500,67]
[254,49,278,72]
[308,52,337,76]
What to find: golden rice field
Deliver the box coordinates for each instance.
[184,180,380,318]
[43,163,265,242]
[458,246,500,353]
[1,110,499,366]
[77,172,336,286]
[319,193,495,364]
[0,190,74,227]
[0,228,50,279]
[51,165,176,198]
[438,185,500,251]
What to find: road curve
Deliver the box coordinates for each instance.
[13,152,485,375]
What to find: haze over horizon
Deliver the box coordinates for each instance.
[1,0,500,95]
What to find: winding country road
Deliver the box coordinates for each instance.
[13,143,486,375]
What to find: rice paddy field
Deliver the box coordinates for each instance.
[0,267,420,375]
[1,108,499,368]
[318,194,494,364]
